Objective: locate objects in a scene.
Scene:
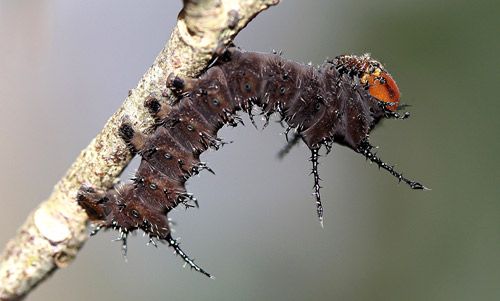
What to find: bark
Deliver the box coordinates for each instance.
[0,0,279,299]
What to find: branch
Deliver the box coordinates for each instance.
[0,1,278,299]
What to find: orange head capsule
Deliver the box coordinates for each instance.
[362,69,400,111]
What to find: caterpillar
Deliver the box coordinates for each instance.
[77,47,426,278]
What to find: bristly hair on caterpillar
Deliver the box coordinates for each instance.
[77,47,428,278]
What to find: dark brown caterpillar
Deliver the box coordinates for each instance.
[77,47,427,278]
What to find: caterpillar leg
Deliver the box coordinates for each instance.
[310,148,324,227]
[77,185,109,221]
[167,234,213,278]
[277,132,301,159]
[377,101,410,120]
[166,73,198,96]
[119,122,146,153]
[357,141,428,190]
[78,184,131,258]
[90,225,103,236]
[205,41,235,70]
[192,162,215,175]
[144,96,170,122]
[385,110,410,120]
[147,236,158,248]
[177,192,199,209]
[112,230,129,260]
[244,102,259,129]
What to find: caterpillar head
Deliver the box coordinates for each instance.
[360,62,400,112]
[334,54,400,111]
[77,185,170,238]
[302,54,404,150]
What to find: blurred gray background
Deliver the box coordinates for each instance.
[1,0,499,300]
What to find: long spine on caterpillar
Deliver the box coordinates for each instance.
[77,47,426,278]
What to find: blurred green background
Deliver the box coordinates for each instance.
[1,1,499,300]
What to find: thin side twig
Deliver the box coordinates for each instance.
[0,1,279,299]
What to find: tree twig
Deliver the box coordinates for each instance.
[0,1,279,299]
